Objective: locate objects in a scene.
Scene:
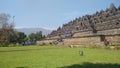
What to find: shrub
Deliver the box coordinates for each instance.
[8,44,16,47]
[0,43,9,47]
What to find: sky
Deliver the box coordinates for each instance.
[0,0,120,30]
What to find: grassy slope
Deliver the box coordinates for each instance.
[0,46,120,68]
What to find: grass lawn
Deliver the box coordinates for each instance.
[0,45,120,68]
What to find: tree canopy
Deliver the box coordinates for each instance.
[28,31,45,41]
[0,13,17,46]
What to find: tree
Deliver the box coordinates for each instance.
[0,13,17,46]
[28,31,45,41]
[35,31,45,40]
[17,32,27,43]
[29,33,36,41]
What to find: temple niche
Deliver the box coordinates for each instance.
[38,4,120,45]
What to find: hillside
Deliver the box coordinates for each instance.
[16,28,52,36]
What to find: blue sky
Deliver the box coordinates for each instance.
[0,0,120,30]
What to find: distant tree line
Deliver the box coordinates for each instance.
[0,13,45,47]
[29,31,45,41]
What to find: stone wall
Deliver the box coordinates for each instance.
[37,39,55,45]
[73,28,120,37]
[37,34,120,45]
[63,37,100,45]
[105,35,120,44]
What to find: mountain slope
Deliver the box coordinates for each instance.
[16,28,52,36]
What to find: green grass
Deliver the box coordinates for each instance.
[0,45,120,68]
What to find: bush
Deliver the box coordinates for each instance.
[8,44,16,47]
[0,43,9,47]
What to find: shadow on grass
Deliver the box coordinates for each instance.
[16,66,28,68]
[58,62,120,68]
[0,48,61,52]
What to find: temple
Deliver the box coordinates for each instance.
[37,4,120,45]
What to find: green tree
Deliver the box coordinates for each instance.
[35,31,43,40]
[28,31,45,41]
[17,32,27,43]
[29,33,36,41]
